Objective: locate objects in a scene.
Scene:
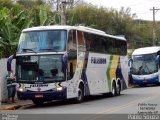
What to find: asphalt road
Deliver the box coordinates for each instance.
[3,85,160,115]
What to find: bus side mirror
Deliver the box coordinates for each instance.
[128,58,133,74]
[156,55,160,66]
[62,52,68,72]
[158,55,160,65]
[128,58,133,67]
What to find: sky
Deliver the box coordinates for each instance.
[83,0,160,21]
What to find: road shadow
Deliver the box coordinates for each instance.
[20,93,125,110]
[131,84,160,88]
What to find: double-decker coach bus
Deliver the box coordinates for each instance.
[131,46,160,86]
[16,25,128,105]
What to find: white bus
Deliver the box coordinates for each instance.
[131,46,160,86]
[16,25,128,105]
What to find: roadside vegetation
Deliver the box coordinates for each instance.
[0,0,159,58]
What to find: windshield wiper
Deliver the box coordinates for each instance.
[22,48,37,53]
[40,49,59,52]
[40,49,54,51]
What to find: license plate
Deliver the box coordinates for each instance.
[35,94,43,98]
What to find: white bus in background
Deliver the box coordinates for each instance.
[15,25,128,105]
[131,46,160,86]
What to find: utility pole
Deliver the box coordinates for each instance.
[61,0,66,25]
[60,0,73,25]
[150,7,160,46]
[56,0,59,11]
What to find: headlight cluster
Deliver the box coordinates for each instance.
[52,87,64,91]
[17,87,27,92]
[56,87,63,91]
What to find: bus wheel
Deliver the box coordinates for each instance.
[75,85,84,103]
[110,82,116,97]
[116,82,121,96]
[32,99,44,106]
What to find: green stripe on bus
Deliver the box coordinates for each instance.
[106,55,113,91]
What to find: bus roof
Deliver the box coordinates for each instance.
[132,46,160,55]
[22,25,126,41]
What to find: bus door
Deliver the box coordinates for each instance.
[77,30,86,69]
[66,30,77,98]
[77,31,90,95]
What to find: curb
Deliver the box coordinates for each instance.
[0,104,22,111]
[0,102,33,111]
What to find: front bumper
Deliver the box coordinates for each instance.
[132,76,159,85]
[17,89,66,100]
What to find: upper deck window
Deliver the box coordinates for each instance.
[17,30,67,53]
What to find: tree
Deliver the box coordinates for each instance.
[0,4,33,57]
[0,0,158,57]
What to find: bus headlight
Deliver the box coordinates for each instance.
[18,87,26,92]
[56,87,63,91]
[52,87,65,91]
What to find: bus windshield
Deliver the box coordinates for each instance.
[132,53,158,75]
[17,30,67,53]
[16,55,65,83]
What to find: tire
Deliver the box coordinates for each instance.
[75,85,84,103]
[116,82,121,96]
[110,82,117,97]
[32,99,44,106]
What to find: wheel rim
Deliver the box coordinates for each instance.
[112,85,115,95]
[117,83,120,95]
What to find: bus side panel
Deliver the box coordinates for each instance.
[107,55,119,92]
[66,53,128,98]
[66,59,79,99]
[106,55,128,92]
[86,54,128,95]
[119,56,128,90]
[86,53,110,95]
[66,52,89,99]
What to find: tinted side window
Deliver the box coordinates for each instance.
[84,32,92,51]
[84,32,127,56]
[115,40,127,55]
[77,31,86,52]
[95,35,103,53]
[106,37,115,54]
[67,30,77,51]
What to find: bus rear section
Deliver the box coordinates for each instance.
[131,47,160,86]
